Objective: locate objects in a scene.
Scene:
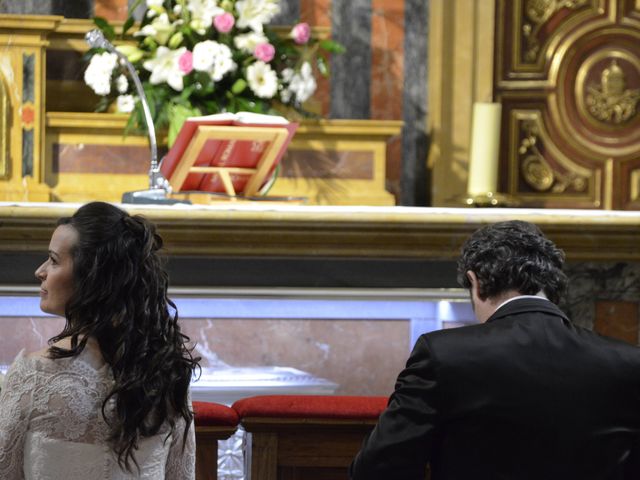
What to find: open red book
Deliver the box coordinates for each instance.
[160,112,298,196]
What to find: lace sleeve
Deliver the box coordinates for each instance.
[0,352,36,480]
[165,413,196,480]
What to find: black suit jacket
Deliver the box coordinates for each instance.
[350,298,640,480]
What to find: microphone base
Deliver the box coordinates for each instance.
[121,189,191,205]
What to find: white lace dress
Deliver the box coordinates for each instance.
[0,350,195,479]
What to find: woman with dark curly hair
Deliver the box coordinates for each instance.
[0,201,200,479]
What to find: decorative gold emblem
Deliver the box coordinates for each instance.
[585,59,640,124]
[522,0,589,62]
[519,120,587,193]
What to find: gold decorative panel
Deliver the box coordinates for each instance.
[496,0,640,209]
[0,73,8,179]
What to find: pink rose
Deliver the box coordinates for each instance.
[178,51,193,74]
[291,22,311,45]
[213,12,235,33]
[254,43,275,62]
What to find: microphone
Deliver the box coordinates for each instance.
[85,29,186,204]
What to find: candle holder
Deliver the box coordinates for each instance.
[460,191,520,208]
[449,191,520,207]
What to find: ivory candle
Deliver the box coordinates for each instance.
[467,102,502,196]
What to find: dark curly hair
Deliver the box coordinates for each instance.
[456,220,567,304]
[47,201,200,471]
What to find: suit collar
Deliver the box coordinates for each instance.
[486,297,569,324]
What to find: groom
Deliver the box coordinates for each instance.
[350,220,640,479]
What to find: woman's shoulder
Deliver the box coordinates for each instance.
[20,338,107,374]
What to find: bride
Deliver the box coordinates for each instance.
[0,202,200,479]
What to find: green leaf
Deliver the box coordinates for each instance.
[231,78,247,95]
[127,0,144,17]
[319,39,346,54]
[93,17,116,41]
[122,16,135,37]
[316,55,329,77]
[167,104,201,147]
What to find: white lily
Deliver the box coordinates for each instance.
[143,46,187,91]
[233,31,268,54]
[287,62,316,103]
[235,0,280,33]
[134,13,175,45]
[188,0,225,34]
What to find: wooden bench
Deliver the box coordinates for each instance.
[193,400,239,480]
[232,395,388,480]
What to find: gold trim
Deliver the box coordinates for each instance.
[2,204,640,261]
[0,70,8,179]
[45,112,404,137]
[603,157,614,210]
[631,169,640,202]
[0,15,63,31]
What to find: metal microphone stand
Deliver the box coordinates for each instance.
[85,29,189,204]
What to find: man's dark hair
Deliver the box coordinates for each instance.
[457,220,567,304]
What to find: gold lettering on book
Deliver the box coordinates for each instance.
[218,140,236,166]
[250,141,264,153]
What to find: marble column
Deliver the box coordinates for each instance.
[330,0,372,119]
[270,0,300,24]
[401,0,429,205]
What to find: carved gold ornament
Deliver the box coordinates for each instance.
[522,0,589,62]
[585,60,640,124]
[518,120,586,193]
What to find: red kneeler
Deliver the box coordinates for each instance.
[232,395,388,480]
[192,401,239,480]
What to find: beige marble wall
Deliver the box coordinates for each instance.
[0,314,409,397]
[181,318,409,396]
[0,316,64,366]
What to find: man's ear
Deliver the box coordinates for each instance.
[466,270,480,300]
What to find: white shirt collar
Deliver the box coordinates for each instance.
[495,294,550,312]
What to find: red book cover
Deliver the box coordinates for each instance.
[197,114,298,194]
[159,113,236,191]
[160,112,297,194]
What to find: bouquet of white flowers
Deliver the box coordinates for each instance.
[84,0,343,145]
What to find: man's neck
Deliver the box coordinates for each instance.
[477,291,548,323]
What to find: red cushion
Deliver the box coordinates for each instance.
[193,400,239,427]
[232,395,388,420]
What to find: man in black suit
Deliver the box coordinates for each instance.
[350,220,640,479]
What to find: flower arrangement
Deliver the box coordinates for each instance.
[84,0,343,145]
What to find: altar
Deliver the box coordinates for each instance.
[1,202,640,372]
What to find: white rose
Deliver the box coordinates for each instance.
[246,61,278,98]
[116,74,128,94]
[116,94,136,113]
[84,52,118,96]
